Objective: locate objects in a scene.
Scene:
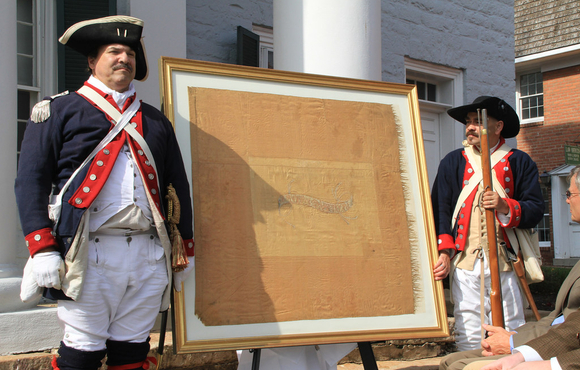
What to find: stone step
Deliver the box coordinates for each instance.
[0,318,456,370]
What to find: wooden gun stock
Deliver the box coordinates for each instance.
[511,250,542,321]
[479,109,505,328]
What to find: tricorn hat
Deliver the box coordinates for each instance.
[58,15,148,81]
[447,96,520,138]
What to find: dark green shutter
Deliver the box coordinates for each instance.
[57,0,117,92]
[237,26,260,67]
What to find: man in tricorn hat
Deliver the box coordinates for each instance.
[430,96,544,351]
[15,16,194,370]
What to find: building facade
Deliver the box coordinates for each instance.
[2,0,517,355]
[514,0,580,266]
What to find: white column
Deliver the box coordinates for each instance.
[274,0,381,81]
[130,0,187,109]
[266,0,381,365]
[0,0,35,312]
[0,1,63,356]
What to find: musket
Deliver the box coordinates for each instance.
[503,245,542,321]
[478,108,505,328]
[156,309,169,369]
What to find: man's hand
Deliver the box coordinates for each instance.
[481,324,516,356]
[433,252,451,281]
[32,251,65,289]
[482,191,509,215]
[479,352,525,370]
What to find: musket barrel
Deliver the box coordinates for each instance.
[479,108,505,328]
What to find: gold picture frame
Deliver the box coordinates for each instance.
[159,57,448,353]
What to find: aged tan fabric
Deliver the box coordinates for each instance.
[189,87,417,326]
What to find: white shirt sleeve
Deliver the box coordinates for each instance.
[551,357,562,370]
[513,345,543,362]
[497,210,511,226]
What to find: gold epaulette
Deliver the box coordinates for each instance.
[30,91,69,123]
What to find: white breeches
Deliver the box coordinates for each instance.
[452,258,525,351]
[58,233,168,351]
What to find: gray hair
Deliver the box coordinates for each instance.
[568,166,580,189]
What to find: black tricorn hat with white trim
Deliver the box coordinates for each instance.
[59,15,148,81]
[447,96,520,138]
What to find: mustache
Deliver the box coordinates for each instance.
[112,62,133,72]
[466,130,479,138]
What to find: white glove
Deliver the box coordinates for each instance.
[20,257,42,302]
[32,251,65,289]
[173,259,194,292]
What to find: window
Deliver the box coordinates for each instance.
[519,72,544,121]
[253,25,273,69]
[58,0,115,91]
[406,79,437,102]
[537,185,551,244]
[17,0,39,163]
[236,26,260,67]
[16,0,115,164]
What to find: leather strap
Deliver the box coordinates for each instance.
[451,143,511,230]
[49,89,140,225]
[77,86,160,191]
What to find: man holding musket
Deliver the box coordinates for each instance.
[15,16,193,370]
[431,96,544,351]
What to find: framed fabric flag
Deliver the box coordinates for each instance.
[159,57,448,353]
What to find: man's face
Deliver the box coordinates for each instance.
[88,43,136,92]
[567,175,580,223]
[464,112,504,148]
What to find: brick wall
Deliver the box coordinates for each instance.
[518,64,580,265]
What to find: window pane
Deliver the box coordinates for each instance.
[267,50,274,69]
[17,90,31,159]
[407,78,439,102]
[522,99,530,109]
[417,81,426,100]
[17,90,31,120]
[537,187,551,243]
[17,120,27,153]
[17,55,33,86]
[427,83,436,102]
[17,0,33,23]
[17,23,33,55]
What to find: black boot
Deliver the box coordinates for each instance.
[105,338,151,370]
[55,342,106,370]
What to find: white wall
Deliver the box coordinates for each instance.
[186,0,273,63]
[0,0,20,270]
[185,0,518,152]
[129,0,187,110]
[381,0,516,102]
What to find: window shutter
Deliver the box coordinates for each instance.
[57,0,116,92]
[237,26,260,67]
